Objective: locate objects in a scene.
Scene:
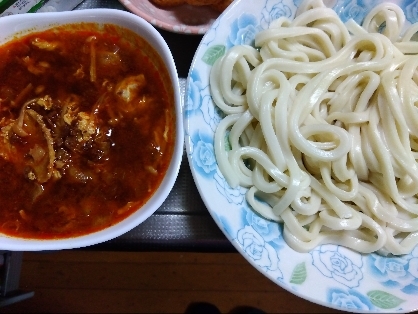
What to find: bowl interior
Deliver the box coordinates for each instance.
[0,9,183,251]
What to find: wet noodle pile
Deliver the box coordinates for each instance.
[211,0,418,255]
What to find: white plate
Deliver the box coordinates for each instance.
[118,0,220,34]
[185,0,418,312]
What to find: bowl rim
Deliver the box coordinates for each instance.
[0,9,184,251]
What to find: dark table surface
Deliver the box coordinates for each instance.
[73,0,235,253]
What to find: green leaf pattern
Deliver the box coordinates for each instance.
[290,262,307,285]
[367,290,405,309]
[202,45,226,66]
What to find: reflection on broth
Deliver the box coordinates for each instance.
[0,23,175,239]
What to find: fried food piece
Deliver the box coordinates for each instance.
[151,0,185,7]
[150,0,232,11]
[185,0,219,5]
[209,0,232,12]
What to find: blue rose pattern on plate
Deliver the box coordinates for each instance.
[214,168,247,204]
[236,225,284,280]
[186,69,221,132]
[403,0,418,23]
[333,0,380,23]
[245,209,283,245]
[185,69,204,115]
[188,130,217,179]
[367,246,418,295]
[327,288,376,311]
[261,0,295,26]
[311,245,363,288]
[226,13,259,47]
[185,0,418,312]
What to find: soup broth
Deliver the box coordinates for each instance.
[0,23,175,239]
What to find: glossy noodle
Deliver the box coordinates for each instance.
[211,0,418,255]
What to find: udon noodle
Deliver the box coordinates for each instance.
[210,0,418,255]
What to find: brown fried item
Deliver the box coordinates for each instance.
[185,0,220,5]
[210,0,233,12]
[150,0,232,12]
[151,0,185,7]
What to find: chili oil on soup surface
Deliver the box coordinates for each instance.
[0,23,176,239]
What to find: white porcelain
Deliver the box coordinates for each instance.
[0,9,183,251]
[185,0,418,312]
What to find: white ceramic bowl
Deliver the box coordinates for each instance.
[0,9,183,251]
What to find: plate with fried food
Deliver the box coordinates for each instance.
[118,0,233,34]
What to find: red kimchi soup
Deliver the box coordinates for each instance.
[0,23,176,239]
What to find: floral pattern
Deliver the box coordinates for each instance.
[404,0,418,23]
[236,225,283,280]
[226,13,259,48]
[327,288,375,311]
[260,0,295,29]
[245,209,282,245]
[185,0,418,312]
[186,69,204,115]
[186,69,221,132]
[332,0,379,23]
[214,168,247,205]
[367,247,418,295]
[311,245,363,288]
[189,131,217,178]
